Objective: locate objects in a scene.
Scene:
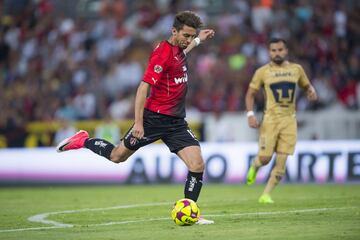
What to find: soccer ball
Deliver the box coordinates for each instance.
[171,198,200,226]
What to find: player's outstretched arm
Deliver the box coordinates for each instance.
[184,29,215,55]
[245,87,260,128]
[304,84,318,102]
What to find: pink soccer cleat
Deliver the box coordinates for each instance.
[56,130,89,152]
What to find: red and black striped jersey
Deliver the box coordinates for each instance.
[143,41,188,118]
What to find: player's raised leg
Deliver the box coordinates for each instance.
[57,130,136,163]
[246,156,261,185]
[56,130,89,152]
[247,155,272,185]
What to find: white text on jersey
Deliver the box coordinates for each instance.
[174,73,188,84]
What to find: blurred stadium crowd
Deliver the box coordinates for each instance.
[0,0,359,147]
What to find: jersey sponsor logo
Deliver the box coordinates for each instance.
[152,77,158,84]
[272,72,293,77]
[154,65,163,73]
[174,73,188,84]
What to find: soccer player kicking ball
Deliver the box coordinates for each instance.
[57,11,215,224]
[245,38,317,204]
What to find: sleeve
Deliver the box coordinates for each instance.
[143,44,170,86]
[297,65,310,88]
[249,68,263,90]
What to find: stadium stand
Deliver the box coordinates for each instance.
[0,0,359,146]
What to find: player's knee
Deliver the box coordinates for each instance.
[111,155,128,163]
[259,156,272,165]
[110,146,129,163]
[188,160,204,172]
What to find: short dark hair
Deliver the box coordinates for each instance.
[268,38,287,48]
[173,11,203,31]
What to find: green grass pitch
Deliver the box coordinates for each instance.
[0,184,359,240]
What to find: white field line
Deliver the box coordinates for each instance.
[0,205,355,233]
[0,202,171,233]
[28,202,172,227]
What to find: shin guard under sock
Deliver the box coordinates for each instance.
[84,138,115,160]
[184,171,203,202]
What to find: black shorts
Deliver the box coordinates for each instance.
[123,109,199,153]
